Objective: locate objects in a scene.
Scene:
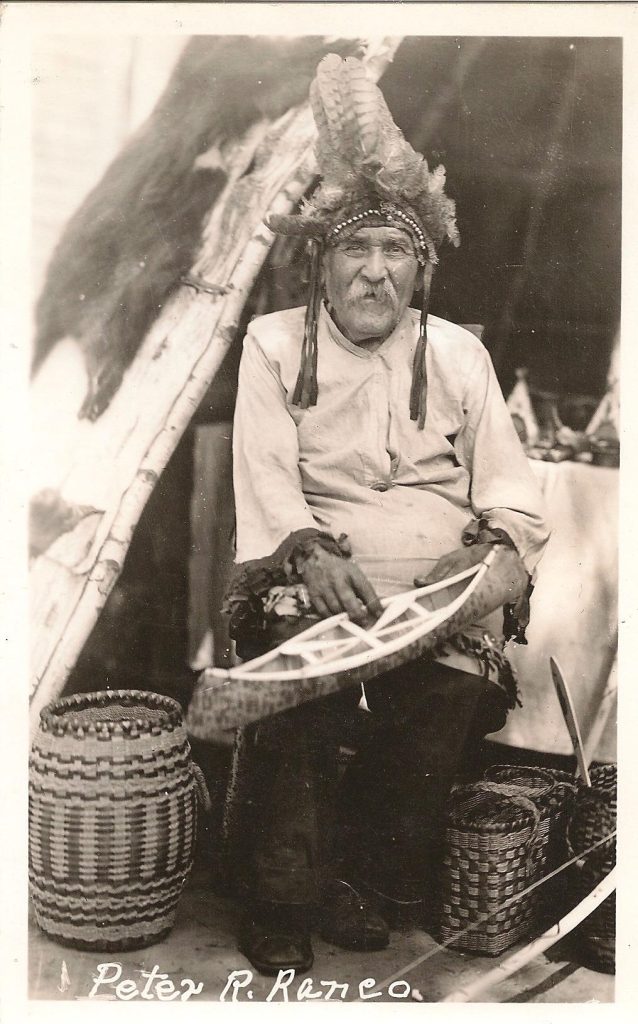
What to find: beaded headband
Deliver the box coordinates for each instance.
[326,204,436,266]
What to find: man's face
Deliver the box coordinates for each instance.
[323,226,420,345]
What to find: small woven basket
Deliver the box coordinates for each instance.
[438,769,560,957]
[566,763,616,974]
[29,689,209,951]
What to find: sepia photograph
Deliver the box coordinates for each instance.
[1,0,633,1014]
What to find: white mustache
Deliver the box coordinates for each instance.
[349,280,398,306]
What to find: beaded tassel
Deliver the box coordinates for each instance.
[410,263,434,430]
[292,239,323,408]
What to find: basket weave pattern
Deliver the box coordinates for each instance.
[485,764,577,924]
[566,764,616,973]
[29,690,202,951]
[438,767,568,957]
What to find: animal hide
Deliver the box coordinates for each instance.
[33,35,358,419]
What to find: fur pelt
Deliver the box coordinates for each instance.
[33,36,358,419]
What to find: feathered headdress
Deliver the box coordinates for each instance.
[268,54,460,427]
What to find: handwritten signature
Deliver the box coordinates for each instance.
[88,962,203,1001]
[220,968,411,1001]
[87,962,412,1001]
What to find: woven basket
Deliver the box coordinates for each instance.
[29,689,209,951]
[483,764,577,923]
[566,763,616,974]
[438,773,557,956]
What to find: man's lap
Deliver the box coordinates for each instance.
[252,657,509,753]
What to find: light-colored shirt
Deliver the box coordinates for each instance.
[233,303,550,599]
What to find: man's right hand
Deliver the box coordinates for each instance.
[297,545,383,624]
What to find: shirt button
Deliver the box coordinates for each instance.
[370,481,389,492]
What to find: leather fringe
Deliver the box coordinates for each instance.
[410,263,434,430]
[292,239,323,408]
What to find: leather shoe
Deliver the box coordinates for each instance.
[358,882,425,929]
[239,903,314,976]
[320,880,390,951]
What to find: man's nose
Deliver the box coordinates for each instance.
[360,247,388,282]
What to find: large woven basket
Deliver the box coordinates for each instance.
[566,763,616,974]
[483,764,577,923]
[29,689,209,951]
[438,768,562,957]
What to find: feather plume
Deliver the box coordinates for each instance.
[310,55,350,167]
[428,164,447,194]
[266,213,327,237]
[312,55,423,195]
[341,56,381,163]
[304,54,459,253]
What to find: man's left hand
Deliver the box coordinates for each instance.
[414,543,528,606]
[413,542,497,587]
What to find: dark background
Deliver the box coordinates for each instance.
[382,36,621,398]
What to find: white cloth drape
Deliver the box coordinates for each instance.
[498,460,617,761]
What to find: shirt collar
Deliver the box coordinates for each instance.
[321,302,414,359]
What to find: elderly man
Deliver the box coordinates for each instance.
[224,55,550,975]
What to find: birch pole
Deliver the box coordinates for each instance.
[29,38,402,734]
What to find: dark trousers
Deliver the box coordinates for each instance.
[234,659,508,907]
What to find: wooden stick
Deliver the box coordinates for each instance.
[441,867,617,1003]
[29,39,402,735]
[550,655,592,786]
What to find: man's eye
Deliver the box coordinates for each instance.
[385,245,411,258]
[342,243,366,256]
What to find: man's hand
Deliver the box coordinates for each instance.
[414,543,529,606]
[414,542,496,587]
[298,545,383,624]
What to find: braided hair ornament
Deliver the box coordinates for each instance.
[267,54,460,427]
